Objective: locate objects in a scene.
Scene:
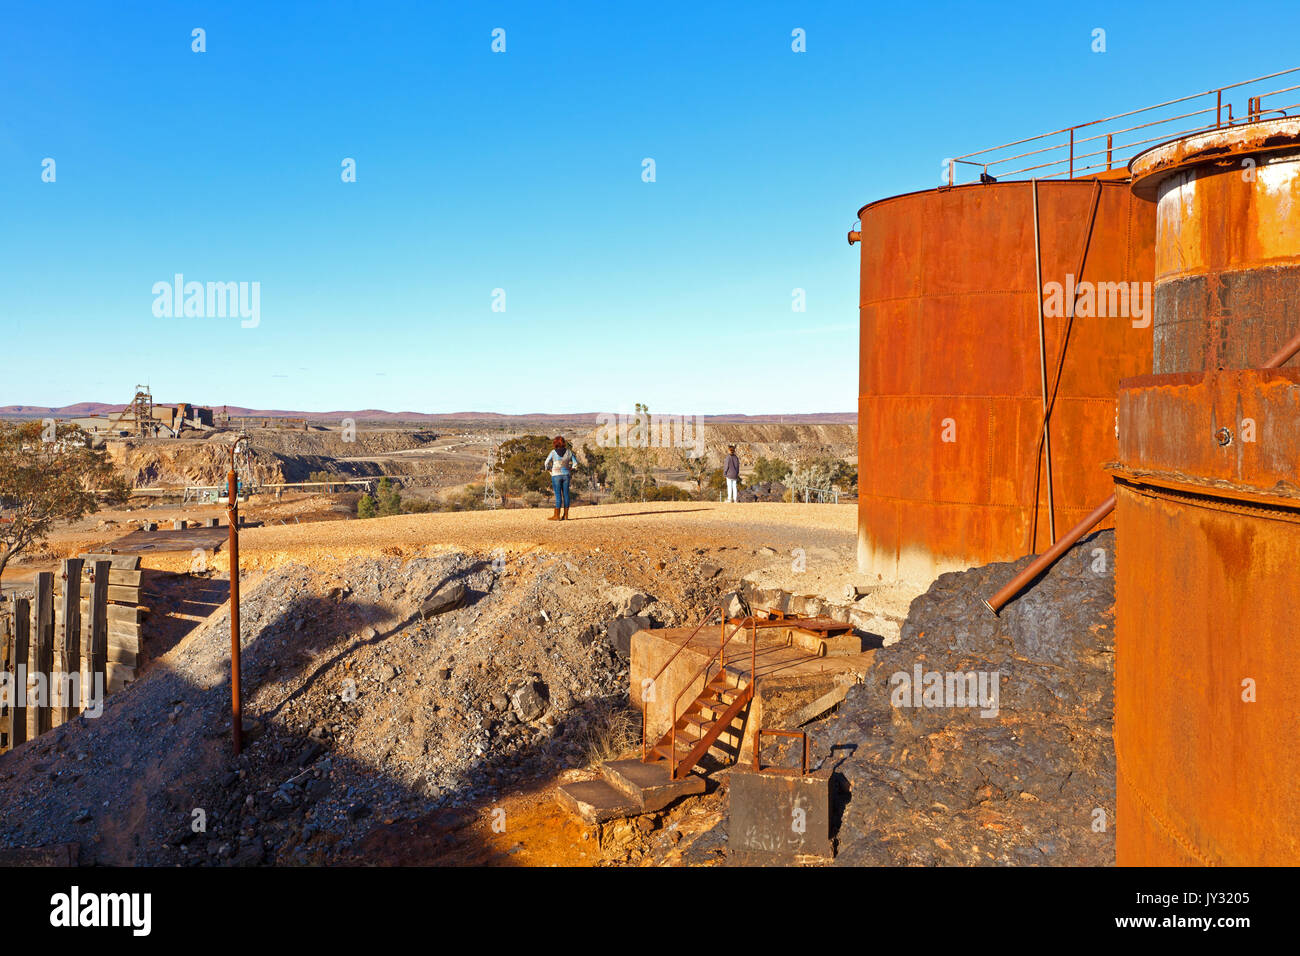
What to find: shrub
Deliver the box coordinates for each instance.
[751,456,790,483]
[356,493,377,519]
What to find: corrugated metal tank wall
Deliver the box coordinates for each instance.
[857,179,1155,580]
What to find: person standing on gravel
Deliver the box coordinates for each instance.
[723,444,741,503]
[543,436,576,520]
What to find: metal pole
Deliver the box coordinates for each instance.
[227,456,243,755]
[1031,180,1057,546]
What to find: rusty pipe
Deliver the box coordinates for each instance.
[1264,327,1300,367]
[986,324,1300,614]
[227,455,243,755]
[847,230,861,245]
[984,494,1116,614]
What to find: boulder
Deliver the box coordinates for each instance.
[605,615,652,659]
[720,591,747,620]
[603,586,653,618]
[509,678,548,722]
[420,581,466,618]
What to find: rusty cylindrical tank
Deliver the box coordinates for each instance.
[1130,117,1300,373]
[1112,369,1300,865]
[856,180,1154,580]
[1116,119,1300,865]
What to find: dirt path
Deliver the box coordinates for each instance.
[219,502,857,574]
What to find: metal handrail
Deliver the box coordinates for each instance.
[946,68,1300,185]
[663,615,758,777]
[639,600,726,759]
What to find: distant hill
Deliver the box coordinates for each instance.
[0,403,855,425]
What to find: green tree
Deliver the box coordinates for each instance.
[376,477,402,516]
[0,422,129,581]
[356,493,377,519]
[498,435,565,496]
[677,447,710,492]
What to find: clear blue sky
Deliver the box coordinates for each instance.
[3,1,1297,415]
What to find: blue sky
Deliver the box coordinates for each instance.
[3,1,1298,415]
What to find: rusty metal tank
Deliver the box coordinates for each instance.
[1115,119,1300,865]
[1112,369,1300,865]
[1130,117,1300,373]
[856,179,1155,580]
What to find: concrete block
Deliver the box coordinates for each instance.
[727,766,834,864]
[601,758,706,813]
[555,779,639,824]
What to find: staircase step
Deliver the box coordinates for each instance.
[604,758,706,812]
[554,779,640,824]
[650,741,691,762]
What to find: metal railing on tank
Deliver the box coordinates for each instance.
[946,67,1300,186]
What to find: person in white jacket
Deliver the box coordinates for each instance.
[543,436,577,520]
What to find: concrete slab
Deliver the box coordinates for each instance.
[727,766,834,864]
[554,779,639,824]
[602,758,707,813]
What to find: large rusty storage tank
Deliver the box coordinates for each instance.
[856,180,1155,580]
[1113,370,1300,865]
[1131,117,1300,373]
[1116,119,1300,865]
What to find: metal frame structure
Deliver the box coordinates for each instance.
[946,68,1300,185]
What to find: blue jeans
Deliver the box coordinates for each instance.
[551,474,570,509]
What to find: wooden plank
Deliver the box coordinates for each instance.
[58,559,83,721]
[107,604,146,625]
[87,562,109,699]
[106,659,134,694]
[78,583,141,604]
[33,573,54,736]
[106,661,134,682]
[82,600,146,623]
[79,553,141,570]
[108,622,142,641]
[106,644,137,667]
[107,570,143,587]
[0,611,10,752]
[11,598,29,748]
[108,632,139,655]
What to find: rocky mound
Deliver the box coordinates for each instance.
[812,530,1116,866]
[0,547,725,865]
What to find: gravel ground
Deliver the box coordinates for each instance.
[0,501,867,865]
